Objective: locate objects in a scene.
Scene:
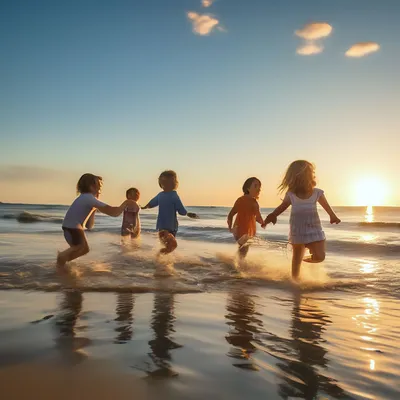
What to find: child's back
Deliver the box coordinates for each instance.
[143,170,198,256]
[150,191,187,234]
[121,188,140,238]
[232,195,258,239]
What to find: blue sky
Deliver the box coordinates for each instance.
[1,0,399,206]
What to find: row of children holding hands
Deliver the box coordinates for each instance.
[57,160,340,279]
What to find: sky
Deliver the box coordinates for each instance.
[0,0,399,207]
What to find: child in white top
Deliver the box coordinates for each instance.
[57,173,135,268]
[265,160,341,280]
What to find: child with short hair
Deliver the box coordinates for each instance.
[227,177,265,258]
[264,160,341,280]
[121,187,141,239]
[142,170,198,255]
[57,173,135,267]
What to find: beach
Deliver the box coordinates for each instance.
[1,204,400,399]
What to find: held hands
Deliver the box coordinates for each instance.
[187,212,199,219]
[330,215,341,224]
[264,213,277,225]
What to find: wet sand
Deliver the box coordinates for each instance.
[1,288,400,400]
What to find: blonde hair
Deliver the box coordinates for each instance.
[158,170,178,190]
[278,160,316,195]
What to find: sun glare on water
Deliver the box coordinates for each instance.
[354,177,389,207]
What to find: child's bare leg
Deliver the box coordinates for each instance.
[238,244,249,259]
[158,231,177,255]
[57,235,89,267]
[303,240,325,263]
[292,244,306,280]
[57,247,75,267]
[67,243,90,262]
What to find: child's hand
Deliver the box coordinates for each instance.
[330,215,341,224]
[187,212,199,219]
[265,214,277,225]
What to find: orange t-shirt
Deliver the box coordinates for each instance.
[232,195,259,240]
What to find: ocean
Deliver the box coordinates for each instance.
[1,203,399,399]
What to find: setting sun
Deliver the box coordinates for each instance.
[354,177,389,206]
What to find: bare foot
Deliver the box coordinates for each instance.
[56,252,67,268]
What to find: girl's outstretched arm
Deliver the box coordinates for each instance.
[318,194,341,224]
[97,201,130,217]
[264,195,291,225]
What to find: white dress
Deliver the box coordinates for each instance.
[286,188,325,245]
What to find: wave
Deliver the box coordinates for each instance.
[1,211,63,224]
[358,222,400,229]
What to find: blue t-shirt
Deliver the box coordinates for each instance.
[148,191,187,232]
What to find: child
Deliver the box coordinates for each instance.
[121,187,141,239]
[264,160,341,280]
[57,173,135,268]
[142,170,198,255]
[227,177,265,258]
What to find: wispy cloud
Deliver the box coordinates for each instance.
[346,42,380,57]
[295,22,333,56]
[202,0,214,7]
[296,43,324,56]
[187,12,219,35]
[295,22,333,40]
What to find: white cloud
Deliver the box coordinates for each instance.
[345,42,380,57]
[294,22,332,56]
[202,0,214,7]
[296,42,324,56]
[187,12,219,35]
[295,22,333,40]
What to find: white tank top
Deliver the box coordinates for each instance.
[286,188,325,244]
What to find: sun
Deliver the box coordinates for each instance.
[354,177,388,206]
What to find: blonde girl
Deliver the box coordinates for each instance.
[265,160,340,279]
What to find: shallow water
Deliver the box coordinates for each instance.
[0,204,399,399]
[1,289,400,399]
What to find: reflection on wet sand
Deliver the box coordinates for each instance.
[147,293,182,379]
[277,295,348,400]
[114,293,134,344]
[54,290,89,364]
[225,287,263,371]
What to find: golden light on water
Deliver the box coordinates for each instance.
[354,177,389,206]
[361,234,376,242]
[370,359,376,371]
[353,296,380,374]
[365,205,374,223]
[360,261,376,274]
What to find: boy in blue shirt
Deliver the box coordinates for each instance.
[143,170,198,255]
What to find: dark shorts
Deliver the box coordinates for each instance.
[62,227,86,246]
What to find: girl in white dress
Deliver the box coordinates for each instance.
[264,160,341,279]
